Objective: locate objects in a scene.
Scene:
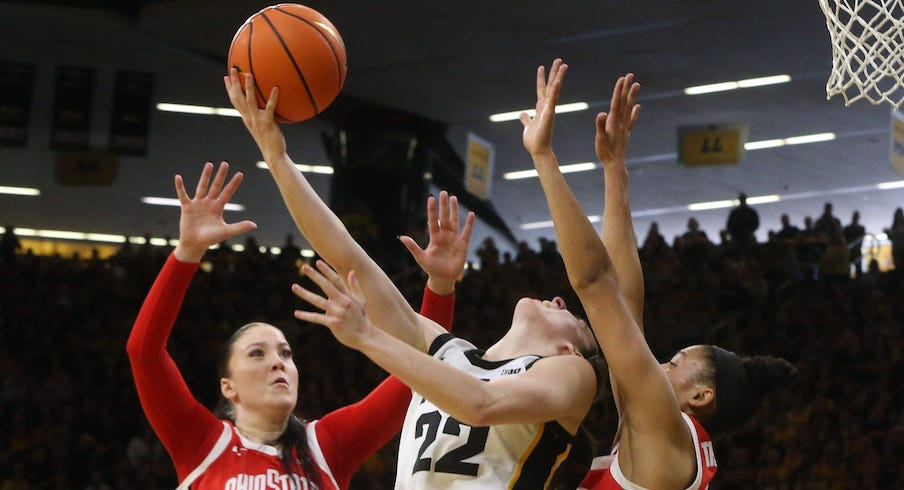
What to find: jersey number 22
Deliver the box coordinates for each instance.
[413,411,489,476]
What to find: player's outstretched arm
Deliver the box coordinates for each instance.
[293,260,595,431]
[224,69,442,351]
[596,74,644,327]
[521,60,681,432]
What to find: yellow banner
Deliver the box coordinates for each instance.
[892,109,904,177]
[466,133,494,200]
[678,124,748,166]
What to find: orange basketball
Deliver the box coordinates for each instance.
[227,3,347,123]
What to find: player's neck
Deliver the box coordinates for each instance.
[234,414,288,446]
[484,332,547,360]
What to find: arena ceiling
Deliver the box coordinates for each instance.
[1,0,902,260]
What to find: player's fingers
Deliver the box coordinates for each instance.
[300,263,339,298]
[399,235,425,262]
[293,309,324,325]
[174,175,190,204]
[347,270,366,302]
[438,190,450,229]
[629,105,641,131]
[291,283,329,311]
[449,194,460,232]
[609,76,625,119]
[549,59,566,98]
[426,195,439,235]
[218,167,243,204]
[314,260,349,293]
[265,87,279,114]
[195,161,214,199]
[536,65,547,100]
[225,220,257,238]
[244,72,257,106]
[208,161,230,198]
[461,211,476,245]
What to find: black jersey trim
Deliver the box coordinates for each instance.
[463,349,542,370]
[509,421,574,490]
[428,333,455,356]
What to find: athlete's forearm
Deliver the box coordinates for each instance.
[356,330,494,427]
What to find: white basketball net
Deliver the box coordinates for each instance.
[819,0,904,108]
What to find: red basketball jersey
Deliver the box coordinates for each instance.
[176,421,338,489]
[579,413,717,490]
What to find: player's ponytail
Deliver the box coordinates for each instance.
[703,345,797,434]
[278,414,322,489]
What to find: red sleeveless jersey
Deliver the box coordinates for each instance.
[579,413,717,490]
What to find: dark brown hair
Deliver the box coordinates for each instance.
[215,323,321,487]
[699,345,797,434]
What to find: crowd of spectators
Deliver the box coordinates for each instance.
[1,204,903,489]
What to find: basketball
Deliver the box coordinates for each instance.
[227,3,347,123]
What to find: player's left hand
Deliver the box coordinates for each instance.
[292,260,374,350]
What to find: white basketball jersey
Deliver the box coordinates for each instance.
[394,334,573,490]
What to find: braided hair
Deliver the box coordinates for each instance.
[700,345,797,434]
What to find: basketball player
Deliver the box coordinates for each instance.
[519,59,797,490]
[225,68,604,489]
[127,161,469,489]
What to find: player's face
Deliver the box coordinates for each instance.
[516,297,594,352]
[225,324,299,414]
[661,345,709,406]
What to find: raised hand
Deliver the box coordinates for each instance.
[595,73,641,169]
[292,260,374,350]
[173,161,257,263]
[224,68,288,164]
[399,190,475,295]
[521,58,567,158]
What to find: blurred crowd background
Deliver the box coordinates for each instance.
[1,203,903,489]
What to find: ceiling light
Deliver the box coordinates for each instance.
[0,186,40,196]
[560,162,598,173]
[737,75,792,88]
[745,194,781,205]
[687,199,737,211]
[688,194,781,211]
[156,103,215,115]
[157,103,241,117]
[745,133,835,150]
[489,102,589,122]
[503,169,540,180]
[784,133,835,145]
[684,82,739,95]
[214,108,241,117]
[142,196,245,211]
[684,74,791,95]
[150,237,175,247]
[256,161,333,174]
[519,215,600,230]
[37,230,87,240]
[85,233,127,243]
[503,162,597,180]
[744,139,784,150]
[877,180,904,189]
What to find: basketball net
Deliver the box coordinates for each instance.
[819,0,904,108]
